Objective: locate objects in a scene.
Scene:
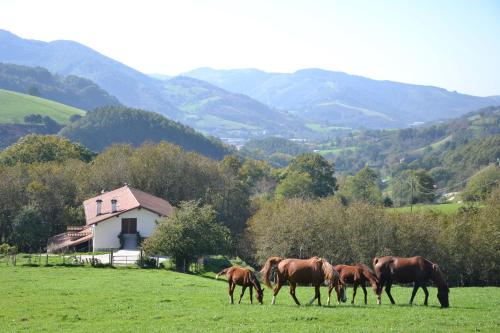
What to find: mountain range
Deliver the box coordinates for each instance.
[1,29,499,139]
[184,67,500,129]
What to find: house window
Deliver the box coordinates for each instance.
[121,218,137,234]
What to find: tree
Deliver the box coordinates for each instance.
[342,166,382,204]
[287,153,337,197]
[275,171,314,200]
[0,135,94,166]
[27,85,40,97]
[142,201,231,272]
[10,206,44,252]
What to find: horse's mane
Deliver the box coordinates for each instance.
[431,263,448,290]
[320,259,340,285]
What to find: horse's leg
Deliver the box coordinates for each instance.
[271,279,282,305]
[385,281,396,305]
[316,284,321,306]
[229,282,235,304]
[422,285,429,306]
[361,284,368,305]
[238,285,247,304]
[327,284,332,306]
[410,283,419,305]
[290,282,301,306]
[249,286,253,304]
[352,283,358,304]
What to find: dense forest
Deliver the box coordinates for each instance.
[59,106,232,160]
[0,63,121,111]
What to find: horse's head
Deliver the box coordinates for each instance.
[432,264,450,308]
[256,288,264,304]
[338,283,347,303]
[437,286,449,308]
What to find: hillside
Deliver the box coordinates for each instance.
[0,63,121,111]
[0,89,85,124]
[161,76,307,138]
[0,29,179,118]
[184,67,499,129]
[328,106,500,189]
[239,137,311,167]
[0,30,307,139]
[59,106,232,159]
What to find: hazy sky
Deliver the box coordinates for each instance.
[1,0,499,96]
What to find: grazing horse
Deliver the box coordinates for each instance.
[260,256,342,306]
[216,266,264,304]
[333,264,379,304]
[373,256,449,308]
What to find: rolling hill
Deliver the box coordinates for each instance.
[0,89,85,124]
[0,63,121,111]
[0,30,306,139]
[59,106,232,159]
[161,76,306,138]
[184,67,500,129]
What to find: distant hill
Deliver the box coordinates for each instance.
[0,30,307,139]
[161,76,307,138]
[184,67,500,129]
[0,29,179,118]
[328,106,500,190]
[0,63,121,111]
[0,89,85,124]
[239,136,310,167]
[0,89,86,149]
[59,106,232,160]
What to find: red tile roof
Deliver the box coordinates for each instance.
[83,185,173,225]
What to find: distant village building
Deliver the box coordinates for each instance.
[48,185,172,252]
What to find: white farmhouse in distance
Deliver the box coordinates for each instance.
[48,185,172,252]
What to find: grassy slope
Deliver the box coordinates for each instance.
[0,266,498,332]
[391,203,462,214]
[0,89,85,124]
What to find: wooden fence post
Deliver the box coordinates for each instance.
[46,253,49,266]
[110,250,114,266]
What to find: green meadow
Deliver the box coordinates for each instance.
[0,266,498,332]
[0,89,85,124]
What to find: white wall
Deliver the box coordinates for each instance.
[92,208,163,251]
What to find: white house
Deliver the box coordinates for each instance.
[48,185,173,252]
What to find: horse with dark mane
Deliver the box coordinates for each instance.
[333,264,378,304]
[260,256,343,306]
[216,266,264,304]
[373,256,449,308]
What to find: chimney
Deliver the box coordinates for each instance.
[96,199,103,216]
[111,199,117,213]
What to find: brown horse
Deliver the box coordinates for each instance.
[373,256,449,308]
[260,256,342,306]
[333,264,379,305]
[216,266,264,304]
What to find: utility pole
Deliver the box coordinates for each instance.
[410,177,414,213]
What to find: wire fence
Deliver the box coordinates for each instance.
[0,251,172,268]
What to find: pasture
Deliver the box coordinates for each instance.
[0,89,85,124]
[0,266,499,332]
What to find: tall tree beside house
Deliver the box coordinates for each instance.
[142,201,231,272]
[10,206,45,252]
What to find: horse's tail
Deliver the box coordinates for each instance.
[260,256,283,288]
[216,267,230,279]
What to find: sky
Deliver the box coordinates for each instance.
[0,0,499,96]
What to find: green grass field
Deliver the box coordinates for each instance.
[391,203,463,214]
[0,266,498,332]
[0,89,85,124]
